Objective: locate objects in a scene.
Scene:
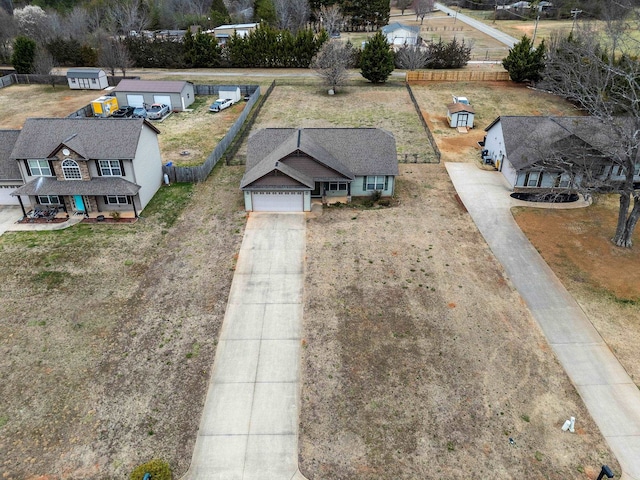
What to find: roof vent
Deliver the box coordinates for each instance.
[297,129,302,148]
[275,161,279,167]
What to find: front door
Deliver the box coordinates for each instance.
[311,182,322,197]
[457,113,468,127]
[72,195,85,212]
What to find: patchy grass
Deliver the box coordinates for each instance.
[0,163,246,479]
[156,96,247,166]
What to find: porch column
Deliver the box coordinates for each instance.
[132,197,138,218]
[17,196,27,217]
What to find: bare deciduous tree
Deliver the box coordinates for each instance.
[311,39,354,93]
[539,25,640,247]
[397,0,412,15]
[272,0,309,33]
[106,0,150,35]
[413,0,433,25]
[0,7,16,62]
[317,4,342,35]
[99,37,133,77]
[394,45,429,70]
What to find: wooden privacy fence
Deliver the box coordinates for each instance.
[163,84,261,183]
[406,70,511,82]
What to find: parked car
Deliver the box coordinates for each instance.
[209,98,234,112]
[132,106,148,118]
[147,103,170,120]
[112,106,135,118]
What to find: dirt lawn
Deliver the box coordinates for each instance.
[0,84,101,128]
[513,196,640,386]
[408,81,582,162]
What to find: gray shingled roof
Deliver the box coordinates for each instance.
[12,177,141,196]
[244,128,398,187]
[66,68,105,79]
[240,159,314,189]
[114,79,189,94]
[10,118,159,160]
[490,116,611,170]
[0,130,21,181]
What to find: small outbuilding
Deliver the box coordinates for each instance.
[381,23,420,46]
[113,79,195,111]
[447,102,475,129]
[67,68,109,90]
[213,23,259,45]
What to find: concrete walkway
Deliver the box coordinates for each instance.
[435,3,518,47]
[446,163,640,480]
[184,213,307,480]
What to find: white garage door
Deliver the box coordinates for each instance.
[252,191,303,212]
[153,95,172,110]
[0,185,20,205]
[126,94,145,107]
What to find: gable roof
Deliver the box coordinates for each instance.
[0,130,21,181]
[243,128,398,189]
[114,79,191,94]
[447,103,475,114]
[10,118,159,160]
[486,116,609,170]
[382,23,420,35]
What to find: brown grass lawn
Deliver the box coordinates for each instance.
[409,81,582,162]
[0,84,101,129]
[513,196,640,386]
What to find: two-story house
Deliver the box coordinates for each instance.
[10,118,163,218]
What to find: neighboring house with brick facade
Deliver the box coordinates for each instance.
[11,118,162,218]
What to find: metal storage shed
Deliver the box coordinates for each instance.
[113,79,195,111]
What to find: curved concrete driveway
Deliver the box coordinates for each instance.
[447,163,640,480]
[183,213,307,480]
[435,3,518,47]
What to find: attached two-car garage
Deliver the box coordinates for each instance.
[250,191,304,212]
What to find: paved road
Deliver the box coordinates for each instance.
[446,163,640,480]
[183,213,307,480]
[435,3,518,47]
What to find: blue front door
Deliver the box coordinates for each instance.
[73,195,85,212]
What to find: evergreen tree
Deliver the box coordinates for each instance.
[254,0,277,25]
[502,35,546,83]
[360,30,394,83]
[210,0,231,27]
[184,29,221,68]
[11,36,37,73]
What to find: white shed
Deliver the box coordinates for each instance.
[381,23,420,46]
[67,68,108,90]
[447,102,475,129]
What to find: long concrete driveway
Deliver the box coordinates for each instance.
[447,163,640,480]
[184,213,307,480]
[435,3,518,47]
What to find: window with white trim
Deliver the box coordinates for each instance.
[27,159,52,176]
[62,159,82,180]
[365,176,385,190]
[105,195,128,205]
[38,195,60,205]
[99,160,123,176]
[525,171,542,187]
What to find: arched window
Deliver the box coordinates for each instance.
[62,159,82,180]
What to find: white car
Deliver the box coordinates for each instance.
[209,98,234,112]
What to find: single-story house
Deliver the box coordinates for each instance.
[483,115,640,192]
[0,129,27,206]
[241,128,398,212]
[213,23,259,45]
[382,23,420,46]
[10,118,163,217]
[447,102,475,128]
[113,79,195,111]
[67,68,109,90]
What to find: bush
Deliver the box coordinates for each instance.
[371,190,383,202]
[130,459,172,480]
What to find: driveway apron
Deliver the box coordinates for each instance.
[446,163,640,480]
[184,213,306,480]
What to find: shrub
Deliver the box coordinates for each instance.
[110,211,121,220]
[130,459,172,480]
[378,199,391,207]
[371,190,382,202]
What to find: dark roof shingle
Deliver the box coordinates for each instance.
[12,177,141,196]
[0,130,21,181]
[10,118,158,160]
